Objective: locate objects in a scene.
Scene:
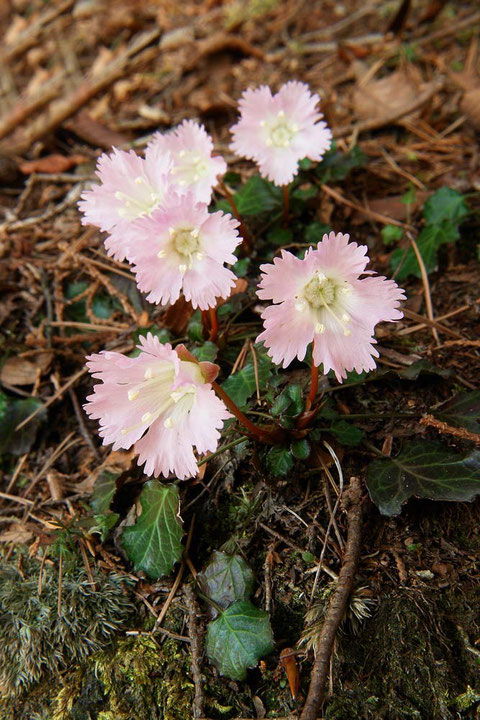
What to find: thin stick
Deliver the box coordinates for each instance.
[15,367,86,431]
[184,584,205,718]
[57,550,64,618]
[300,477,363,720]
[406,231,440,345]
[153,516,195,632]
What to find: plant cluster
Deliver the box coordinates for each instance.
[76,80,479,682]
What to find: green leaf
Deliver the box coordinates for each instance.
[390,221,458,279]
[265,446,294,476]
[234,175,283,216]
[291,438,311,460]
[206,600,274,680]
[90,512,120,541]
[221,348,274,407]
[330,420,364,447]
[187,311,204,342]
[381,224,403,246]
[198,551,254,614]
[192,341,218,363]
[90,470,118,513]
[267,227,292,245]
[423,187,468,225]
[305,221,331,245]
[434,391,480,433]
[299,158,312,170]
[316,145,365,182]
[366,442,480,516]
[232,257,250,277]
[121,481,184,579]
[270,384,303,418]
[0,393,46,455]
[394,360,453,380]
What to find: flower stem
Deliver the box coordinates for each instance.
[218,179,252,252]
[305,344,319,411]
[282,184,290,225]
[201,310,209,338]
[211,381,285,445]
[209,306,218,343]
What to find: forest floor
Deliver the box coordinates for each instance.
[0,1,479,719]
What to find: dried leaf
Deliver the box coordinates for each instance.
[353,67,424,123]
[1,351,53,386]
[461,88,480,130]
[65,110,131,149]
[19,154,88,175]
[280,648,300,700]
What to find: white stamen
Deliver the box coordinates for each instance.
[128,389,139,401]
[260,120,266,127]
[315,323,326,334]
[196,252,204,261]
[168,227,175,236]
[144,368,153,379]
[266,137,273,147]
[191,228,200,238]
[178,150,186,158]
[164,417,174,428]
[295,299,307,312]
[342,314,350,322]
[179,264,187,273]
[141,412,152,423]
[277,110,285,118]
[135,176,144,184]
[157,249,166,258]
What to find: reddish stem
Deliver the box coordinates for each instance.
[211,381,284,445]
[283,184,290,225]
[209,306,218,343]
[201,310,209,338]
[305,343,319,411]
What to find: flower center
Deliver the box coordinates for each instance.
[165,225,203,273]
[303,274,336,308]
[122,360,199,434]
[115,176,162,220]
[173,150,209,185]
[262,110,299,148]
[296,271,353,336]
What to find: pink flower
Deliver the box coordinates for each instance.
[78,144,172,261]
[127,195,241,309]
[230,81,332,186]
[256,232,405,381]
[148,120,227,203]
[84,334,230,479]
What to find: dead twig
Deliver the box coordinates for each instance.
[300,477,364,720]
[406,231,440,345]
[420,415,480,445]
[184,584,205,719]
[4,27,162,154]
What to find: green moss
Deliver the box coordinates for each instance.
[0,555,135,704]
[324,586,480,720]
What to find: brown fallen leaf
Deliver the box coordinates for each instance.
[0,521,34,544]
[280,648,300,700]
[64,109,131,149]
[164,295,194,336]
[19,154,89,174]
[461,88,480,130]
[217,278,248,307]
[353,66,424,124]
[1,351,53,386]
